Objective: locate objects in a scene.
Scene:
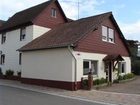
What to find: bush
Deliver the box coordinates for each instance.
[17,71,21,76]
[5,70,14,77]
[118,73,135,81]
[93,78,107,85]
[81,79,88,87]
[0,68,3,76]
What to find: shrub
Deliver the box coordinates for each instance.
[17,71,21,76]
[118,75,123,81]
[81,79,88,87]
[0,68,3,76]
[93,78,107,85]
[5,70,14,77]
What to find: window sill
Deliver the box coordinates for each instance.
[102,40,115,44]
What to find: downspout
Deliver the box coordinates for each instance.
[68,45,77,91]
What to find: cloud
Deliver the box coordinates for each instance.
[118,20,140,41]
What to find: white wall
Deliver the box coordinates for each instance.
[72,51,131,81]
[22,48,75,82]
[0,25,50,75]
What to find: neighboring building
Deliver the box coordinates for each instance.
[0,0,131,90]
[0,0,68,74]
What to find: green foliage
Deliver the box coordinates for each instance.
[0,69,3,76]
[93,78,107,85]
[118,73,135,81]
[5,70,14,77]
[17,71,21,76]
[81,79,88,87]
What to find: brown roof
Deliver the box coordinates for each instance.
[0,0,54,32]
[19,12,112,51]
[103,54,124,61]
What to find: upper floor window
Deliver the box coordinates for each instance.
[20,27,26,41]
[102,26,114,43]
[51,8,57,18]
[1,54,5,65]
[1,33,6,44]
[83,60,98,75]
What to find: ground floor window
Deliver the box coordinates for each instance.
[83,60,98,75]
[1,54,5,65]
[118,62,126,73]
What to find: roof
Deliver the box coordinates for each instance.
[19,12,112,51]
[103,54,124,61]
[0,0,67,32]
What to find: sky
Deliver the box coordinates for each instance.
[0,0,140,41]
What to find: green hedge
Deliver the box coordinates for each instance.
[5,70,14,77]
[117,73,135,81]
[93,78,107,85]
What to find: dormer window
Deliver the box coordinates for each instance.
[51,8,57,18]
[20,27,26,41]
[1,32,6,44]
[102,26,114,43]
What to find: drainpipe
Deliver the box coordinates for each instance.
[68,45,77,91]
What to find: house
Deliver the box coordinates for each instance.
[0,0,68,74]
[0,0,131,91]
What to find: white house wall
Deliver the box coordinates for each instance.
[0,25,50,75]
[72,51,131,81]
[22,48,75,82]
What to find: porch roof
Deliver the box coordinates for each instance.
[103,54,124,62]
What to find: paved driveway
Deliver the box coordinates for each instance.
[100,76,140,94]
[0,85,109,105]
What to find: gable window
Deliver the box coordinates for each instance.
[51,8,57,18]
[19,53,22,65]
[83,60,98,75]
[1,33,6,44]
[1,54,5,65]
[102,26,114,43]
[20,27,26,41]
[118,62,126,74]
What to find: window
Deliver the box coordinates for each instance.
[118,62,126,73]
[51,8,57,18]
[1,54,5,65]
[1,33,6,44]
[19,53,22,65]
[102,26,114,43]
[83,60,98,75]
[20,27,26,41]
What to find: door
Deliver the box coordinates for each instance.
[105,62,112,82]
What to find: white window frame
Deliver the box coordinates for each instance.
[118,62,126,74]
[51,8,57,18]
[102,26,114,43]
[20,27,26,41]
[83,60,98,75]
[1,32,6,44]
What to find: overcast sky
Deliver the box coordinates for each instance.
[0,0,140,41]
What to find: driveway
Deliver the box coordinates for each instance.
[0,85,109,105]
[99,76,140,94]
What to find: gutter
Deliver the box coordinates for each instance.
[68,46,77,91]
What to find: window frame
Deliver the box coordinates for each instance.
[118,62,126,74]
[20,27,26,41]
[51,8,57,18]
[1,32,6,44]
[102,25,115,43]
[1,54,5,65]
[19,53,22,65]
[83,60,98,75]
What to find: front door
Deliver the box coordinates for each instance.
[105,62,112,83]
